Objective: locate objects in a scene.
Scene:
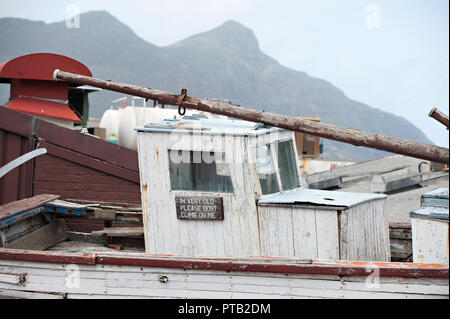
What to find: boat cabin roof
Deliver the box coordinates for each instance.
[410,206,449,221]
[422,188,449,201]
[410,187,449,221]
[258,187,387,210]
[135,116,283,136]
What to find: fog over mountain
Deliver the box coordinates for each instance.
[0,11,434,161]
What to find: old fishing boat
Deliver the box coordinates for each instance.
[0,54,448,299]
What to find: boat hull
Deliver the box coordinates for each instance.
[0,249,448,299]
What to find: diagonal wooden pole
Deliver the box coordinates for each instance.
[53,70,449,164]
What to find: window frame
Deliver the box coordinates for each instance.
[167,148,236,195]
[275,138,301,191]
[253,137,301,195]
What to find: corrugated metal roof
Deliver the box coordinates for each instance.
[410,206,449,221]
[258,188,387,209]
[135,117,282,136]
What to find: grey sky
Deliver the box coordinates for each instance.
[1,0,448,147]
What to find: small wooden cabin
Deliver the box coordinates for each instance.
[136,117,389,261]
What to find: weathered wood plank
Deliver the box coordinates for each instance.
[0,194,60,221]
[54,70,449,164]
[0,272,26,285]
[291,208,318,259]
[411,218,449,264]
[44,199,88,217]
[315,210,339,260]
[0,207,45,229]
[0,259,447,299]
[0,288,64,299]
[91,227,144,237]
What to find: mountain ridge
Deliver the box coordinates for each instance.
[0,10,433,161]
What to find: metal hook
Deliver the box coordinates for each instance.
[178,106,186,116]
[177,89,188,116]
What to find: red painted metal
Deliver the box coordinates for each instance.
[0,53,92,123]
[10,79,69,101]
[0,53,92,82]
[6,97,81,122]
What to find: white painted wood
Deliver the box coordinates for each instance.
[411,217,449,264]
[0,288,64,299]
[138,131,263,257]
[292,208,318,258]
[137,128,390,262]
[315,210,339,259]
[258,207,340,260]
[0,259,447,299]
[338,199,390,262]
[0,273,24,285]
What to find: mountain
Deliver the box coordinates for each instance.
[0,11,433,161]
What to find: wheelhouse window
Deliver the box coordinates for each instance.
[169,150,234,193]
[255,144,280,195]
[277,139,300,191]
[255,139,300,195]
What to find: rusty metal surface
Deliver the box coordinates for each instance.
[54,70,449,164]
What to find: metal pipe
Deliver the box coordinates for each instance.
[428,107,449,129]
[53,70,449,164]
[0,148,47,179]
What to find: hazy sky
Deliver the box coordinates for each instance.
[1,0,448,147]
